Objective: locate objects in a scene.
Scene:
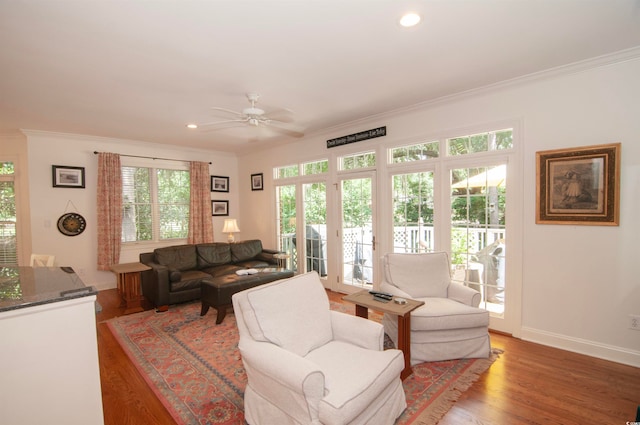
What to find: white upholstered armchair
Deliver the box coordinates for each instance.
[232,272,407,425]
[375,252,490,364]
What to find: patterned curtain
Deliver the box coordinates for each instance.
[97,153,122,270]
[188,161,214,244]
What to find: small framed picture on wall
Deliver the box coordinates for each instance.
[251,173,263,191]
[211,176,229,192]
[52,165,85,188]
[212,200,229,216]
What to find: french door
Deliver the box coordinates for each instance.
[447,160,517,333]
[275,181,327,278]
[337,172,376,293]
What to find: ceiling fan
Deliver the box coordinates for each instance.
[195,93,304,138]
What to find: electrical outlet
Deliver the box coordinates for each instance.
[630,315,640,331]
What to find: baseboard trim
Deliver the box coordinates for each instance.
[521,327,640,368]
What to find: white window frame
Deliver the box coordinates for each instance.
[120,158,190,248]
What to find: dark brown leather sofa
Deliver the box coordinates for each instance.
[139,240,286,312]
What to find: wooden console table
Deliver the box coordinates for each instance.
[110,262,151,314]
[342,290,424,380]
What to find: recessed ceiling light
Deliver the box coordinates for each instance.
[400,12,421,28]
[186,123,198,129]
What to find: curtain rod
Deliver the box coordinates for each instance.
[93,151,211,164]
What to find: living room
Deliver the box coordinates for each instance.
[4,46,639,366]
[1,1,640,424]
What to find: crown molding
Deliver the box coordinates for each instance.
[319,46,640,137]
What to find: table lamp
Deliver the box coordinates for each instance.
[222,218,240,243]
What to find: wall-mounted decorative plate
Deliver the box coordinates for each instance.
[57,212,86,236]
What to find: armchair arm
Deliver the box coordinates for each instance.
[448,283,481,307]
[330,311,383,350]
[238,339,325,419]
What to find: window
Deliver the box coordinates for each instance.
[0,162,17,266]
[447,129,513,156]
[339,151,376,171]
[274,160,329,179]
[121,165,190,243]
[389,141,439,164]
[274,164,299,179]
[302,159,328,175]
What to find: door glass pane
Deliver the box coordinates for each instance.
[450,165,506,315]
[276,185,297,271]
[302,182,327,276]
[341,177,373,287]
[392,171,434,253]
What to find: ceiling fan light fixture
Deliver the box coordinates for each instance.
[399,12,421,28]
[195,93,304,138]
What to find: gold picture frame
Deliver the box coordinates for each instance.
[536,143,620,225]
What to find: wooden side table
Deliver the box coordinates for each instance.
[273,253,290,269]
[110,262,151,314]
[342,290,424,380]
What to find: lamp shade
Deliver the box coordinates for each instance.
[222,218,240,233]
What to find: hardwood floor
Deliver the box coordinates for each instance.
[96,289,640,425]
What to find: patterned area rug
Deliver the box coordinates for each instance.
[107,301,500,425]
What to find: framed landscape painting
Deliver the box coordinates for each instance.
[211,175,229,192]
[211,200,229,216]
[536,143,620,225]
[52,165,85,188]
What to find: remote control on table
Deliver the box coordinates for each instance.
[369,290,393,300]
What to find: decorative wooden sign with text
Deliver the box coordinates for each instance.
[327,126,387,148]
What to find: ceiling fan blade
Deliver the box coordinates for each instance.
[263,108,295,123]
[198,118,248,127]
[265,120,305,138]
[209,107,244,117]
[199,122,249,133]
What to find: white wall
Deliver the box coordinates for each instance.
[25,131,238,290]
[237,57,640,366]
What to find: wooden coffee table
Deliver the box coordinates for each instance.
[342,290,424,380]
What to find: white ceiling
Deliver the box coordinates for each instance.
[2,0,640,153]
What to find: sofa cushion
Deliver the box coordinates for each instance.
[154,245,197,271]
[169,270,211,292]
[244,272,333,357]
[231,240,263,262]
[384,252,450,298]
[201,264,243,278]
[168,268,182,283]
[234,260,270,269]
[196,243,231,268]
